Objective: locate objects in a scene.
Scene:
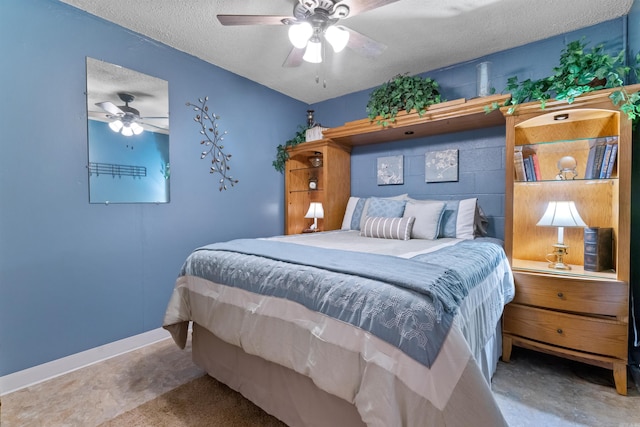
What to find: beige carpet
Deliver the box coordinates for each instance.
[100,375,286,427]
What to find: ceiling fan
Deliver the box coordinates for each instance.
[217,0,401,67]
[95,92,168,136]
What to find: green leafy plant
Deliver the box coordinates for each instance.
[366,74,443,126]
[272,124,310,173]
[488,38,640,121]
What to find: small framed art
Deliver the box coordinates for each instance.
[377,155,404,185]
[425,149,458,183]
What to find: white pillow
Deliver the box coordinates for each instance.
[341,197,360,230]
[403,200,446,239]
[360,216,415,240]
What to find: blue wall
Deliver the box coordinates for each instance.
[0,0,306,377]
[1,0,638,378]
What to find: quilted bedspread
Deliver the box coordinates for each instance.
[164,233,514,426]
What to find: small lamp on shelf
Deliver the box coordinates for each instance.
[536,201,587,270]
[305,202,324,231]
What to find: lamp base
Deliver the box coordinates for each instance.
[546,243,571,270]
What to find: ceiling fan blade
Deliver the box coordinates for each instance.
[140,122,168,131]
[343,0,402,17]
[95,101,123,116]
[217,15,293,26]
[283,47,305,67]
[344,27,387,58]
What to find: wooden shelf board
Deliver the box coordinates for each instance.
[512,258,617,281]
[322,94,511,147]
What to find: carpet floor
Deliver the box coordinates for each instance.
[99,375,285,427]
[2,336,639,426]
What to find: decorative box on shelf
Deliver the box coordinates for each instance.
[305,125,328,142]
[584,227,613,272]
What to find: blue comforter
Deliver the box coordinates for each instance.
[180,238,507,368]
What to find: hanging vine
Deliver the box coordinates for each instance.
[186,96,238,191]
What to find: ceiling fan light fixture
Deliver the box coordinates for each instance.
[131,122,144,135]
[288,22,313,49]
[325,25,349,52]
[121,125,134,137]
[303,38,323,63]
[109,119,123,132]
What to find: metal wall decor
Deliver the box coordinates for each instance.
[186,96,238,191]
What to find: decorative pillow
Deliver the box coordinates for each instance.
[360,216,415,240]
[403,200,446,239]
[341,194,409,231]
[475,204,489,237]
[438,198,478,240]
[366,197,407,218]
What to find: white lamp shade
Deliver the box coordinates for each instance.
[325,26,349,53]
[536,201,587,228]
[288,22,313,49]
[109,120,123,132]
[304,202,324,219]
[303,39,322,63]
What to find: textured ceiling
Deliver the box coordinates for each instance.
[60,0,633,104]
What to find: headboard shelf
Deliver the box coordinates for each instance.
[323,93,511,146]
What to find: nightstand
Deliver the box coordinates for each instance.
[501,86,637,396]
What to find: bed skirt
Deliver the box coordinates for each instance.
[191,321,502,427]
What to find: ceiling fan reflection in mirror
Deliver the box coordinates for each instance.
[217,0,400,67]
[95,92,168,137]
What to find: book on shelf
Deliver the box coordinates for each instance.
[589,140,608,179]
[530,153,541,180]
[513,149,526,181]
[584,137,618,179]
[603,142,618,178]
[598,143,614,179]
[583,227,613,272]
[523,156,535,181]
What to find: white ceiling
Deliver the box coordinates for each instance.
[60,0,634,104]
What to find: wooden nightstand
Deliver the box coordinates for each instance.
[502,270,628,394]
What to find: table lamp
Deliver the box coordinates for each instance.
[536,201,587,270]
[304,202,324,230]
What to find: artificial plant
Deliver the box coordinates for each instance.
[487,38,640,122]
[272,124,310,173]
[366,73,443,126]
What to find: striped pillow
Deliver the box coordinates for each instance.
[360,216,415,240]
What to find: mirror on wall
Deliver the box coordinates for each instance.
[86,57,170,204]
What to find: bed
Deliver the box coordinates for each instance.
[163,196,515,426]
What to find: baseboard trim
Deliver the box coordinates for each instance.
[0,327,171,396]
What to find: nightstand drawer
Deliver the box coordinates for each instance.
[503,304,627,359]
[512,272,628,317]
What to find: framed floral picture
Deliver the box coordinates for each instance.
[425,149,458,182]
[377,155,404,185]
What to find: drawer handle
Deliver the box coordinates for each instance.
[557,328,563,334]
[557,292,564,298]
